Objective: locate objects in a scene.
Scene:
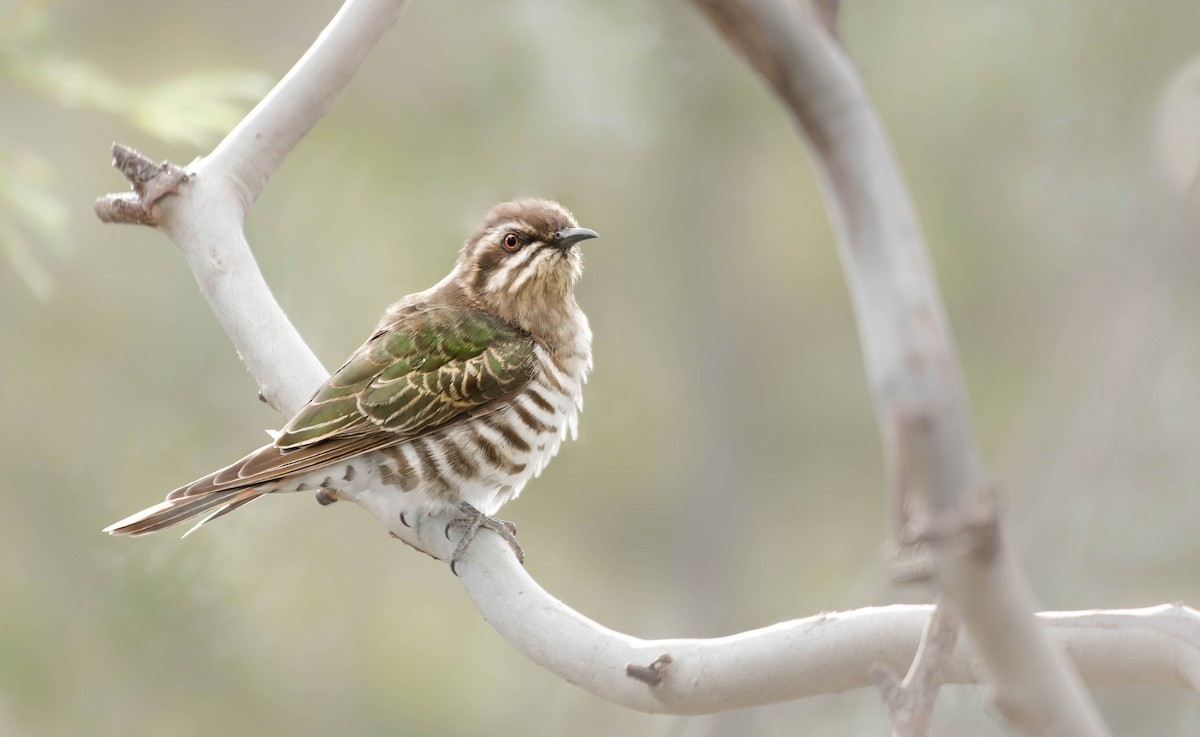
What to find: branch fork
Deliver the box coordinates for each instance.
[94,143,191,226]
[871,601,960,737]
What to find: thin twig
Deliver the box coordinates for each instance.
[871,601,960,737]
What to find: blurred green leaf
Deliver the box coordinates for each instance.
[0,0,270,298]
[0,147,68,250]
[0,146,68,299]
[0,215,54,301]
[5,55,272,144]
[0,0,53,46]
[133,71,273,145]
[4,54,129,112]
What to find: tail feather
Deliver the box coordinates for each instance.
[104,487,267,537]
[180,491,266,537]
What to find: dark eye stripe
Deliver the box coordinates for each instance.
[503,246,557,293]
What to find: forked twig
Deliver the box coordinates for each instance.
[94,144,190,225]
[871,601,960,737]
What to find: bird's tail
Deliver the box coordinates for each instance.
[104,487,267,537]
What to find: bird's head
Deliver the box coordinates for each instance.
[456,198,598,331]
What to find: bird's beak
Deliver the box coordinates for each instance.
[552,227,599,250]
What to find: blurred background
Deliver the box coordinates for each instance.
[2,0,1199,734]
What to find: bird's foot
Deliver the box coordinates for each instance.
[444,501,524,575]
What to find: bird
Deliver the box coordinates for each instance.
[105,198,598,569]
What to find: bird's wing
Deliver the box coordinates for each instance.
[167,306,535,500]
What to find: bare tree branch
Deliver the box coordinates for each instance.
[354,484,1200,715]
[812,0,840,40]
[93,0,1200,723]
[362,497,1200,712]
[687,1,1112,735]
[95,0,410,415]
[871,600,960,737]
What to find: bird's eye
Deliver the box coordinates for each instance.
[501,232,522,252]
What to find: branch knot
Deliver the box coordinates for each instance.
[625,654,673,686]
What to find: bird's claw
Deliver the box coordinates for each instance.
[445,501,524,575]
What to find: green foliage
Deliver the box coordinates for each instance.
[0,147,65,299]
[0,0,271,299]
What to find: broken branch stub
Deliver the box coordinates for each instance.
[94,143,190,226]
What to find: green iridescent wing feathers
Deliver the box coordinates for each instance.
[274,306,535,449]
[159,305,534,502]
